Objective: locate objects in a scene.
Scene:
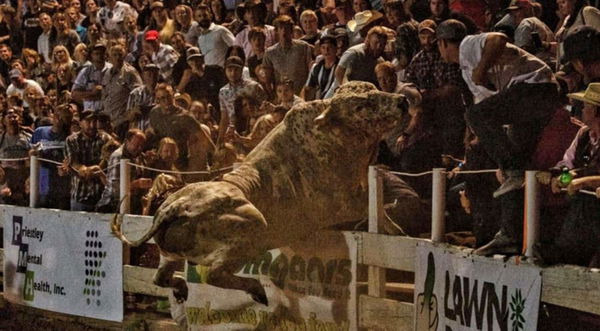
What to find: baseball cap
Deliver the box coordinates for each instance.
[436,19,467,41]
[150,1,164,10]
[145,30,160,41]
[507,0,532,10]
[9,68,22,79]
[225,56,244,68]
[91,43,107,51]
[186,47,204,61]
[143,63,160,72]
[418,19,437,34]
[564,25,600,62]
[79,110,97,121]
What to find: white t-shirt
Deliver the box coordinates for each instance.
[459,33,555,104]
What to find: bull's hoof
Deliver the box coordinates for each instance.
[172,276,188,303]
[251,292,269,306]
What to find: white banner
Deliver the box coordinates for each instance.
[2,206,123,322]
[414,241,541,331]
[183,231,357,330]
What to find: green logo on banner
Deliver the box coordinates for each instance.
[23,270,35,301]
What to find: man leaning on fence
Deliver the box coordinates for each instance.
[96,129,151,213]
[65,110,113,211]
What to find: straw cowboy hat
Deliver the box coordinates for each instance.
[347,10,384,32]
[568,83,600,106]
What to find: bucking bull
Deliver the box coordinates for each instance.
[111,81,420,305]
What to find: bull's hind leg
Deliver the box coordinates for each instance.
[154,255,188,303]
[207,259,268,306]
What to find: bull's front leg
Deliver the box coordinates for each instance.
[153,255,188,303]
[207,259,268,306]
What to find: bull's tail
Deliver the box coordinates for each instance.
[110,196,158,247]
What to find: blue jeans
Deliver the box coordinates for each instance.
[70,199,96,212]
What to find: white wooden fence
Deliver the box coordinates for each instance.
[1,161,600,329]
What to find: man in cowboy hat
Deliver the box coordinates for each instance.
[537,83,600,266]
[347,9,384,41]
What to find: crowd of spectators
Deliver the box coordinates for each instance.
[0,0,599,267]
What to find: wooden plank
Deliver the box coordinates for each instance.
[359,233,418,272]
[0,247,3,272]
[368,167,386,298]
[123,265,183,297]
[122,214,155,244]
[359,295,413,331]
[542,265,600,315]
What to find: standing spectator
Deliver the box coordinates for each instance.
[170,32,192,85]
[149,83,215,172]
[0,6,24,57]
[66,6,88,43]
[72,43,111,113]
[149,1,175,44]
[51,12,81,56]
[429,0,479,34]
[37,13,54,63]
[143,29,180,85]
[101,44,142,138]
[0,44,16,88]
[175,4,200,45]
[299,10,320,45]
[303,35,338,100]
[436,20,560,255]
[128,64,159,132]
[177,47,227,119]
[507,0,556,65]
[96,129,151,213]
[235,0,277,58]
[6,69,44,109]
[65,110,113,211]
[404,19,468,157]
[219,56,266,138]
[197,4,236,68]
[263,15,313,94]
[96,0,138,37]
[83,0,100,28]
[335,26,387,88]
[555,0,600,70]
[30,105,73,210]
[0,108,31,206]
[123,14,144,64]
[246,27,266,79]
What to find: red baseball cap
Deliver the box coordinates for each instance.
[145,30,159,41]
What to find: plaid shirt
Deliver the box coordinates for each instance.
[152,44,179,85]
[219,78,266,126]
[405,49,464,91]
[66,131,112,205]
[127,85,155,132]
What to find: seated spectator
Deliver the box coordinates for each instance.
[65,110,114,211]
[0,108,31,206]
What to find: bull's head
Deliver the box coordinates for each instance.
[314,82,408,139]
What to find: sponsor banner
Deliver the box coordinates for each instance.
[2,206,123,322]
[184,231,357,330]
[414,241,541,331]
